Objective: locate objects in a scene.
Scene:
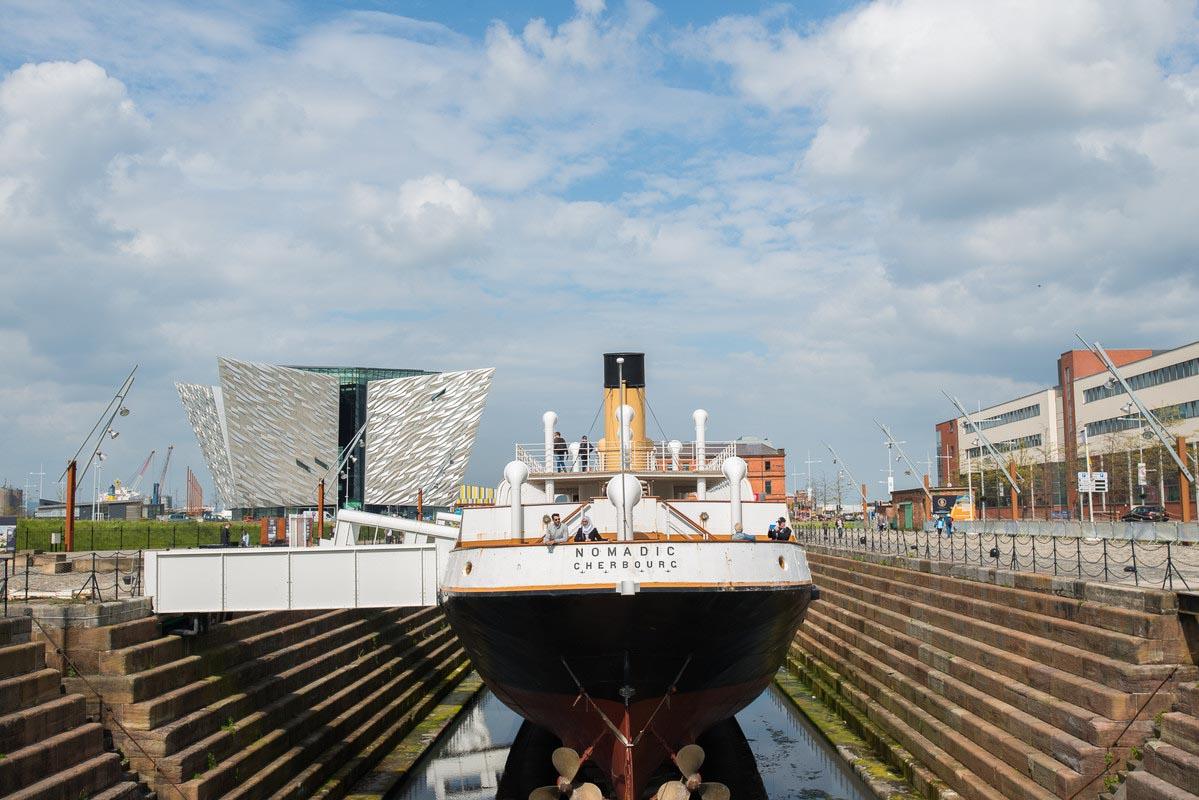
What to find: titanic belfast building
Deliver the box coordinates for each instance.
[177,358,493,517]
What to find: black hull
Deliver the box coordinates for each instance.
[443,585,814,799]
[443,586,813,703]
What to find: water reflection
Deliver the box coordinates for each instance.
[395,695,522,800]
[394,684,872,800]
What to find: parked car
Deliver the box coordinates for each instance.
[167,512,191,521]
[1121,505,1169,522]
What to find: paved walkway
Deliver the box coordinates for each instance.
[2,550,142,602]
[798,527,1199,591]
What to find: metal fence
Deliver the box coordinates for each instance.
[795,523,1198,591]
[948,518,1199,543]
[2,550,144,615]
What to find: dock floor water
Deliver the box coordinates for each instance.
[392,683,873,800]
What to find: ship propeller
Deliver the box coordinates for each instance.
[659,745,730,800]
[529,748,604,800]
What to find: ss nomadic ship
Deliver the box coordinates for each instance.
[440,353,817,800]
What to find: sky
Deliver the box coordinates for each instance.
[1,0,1198,505]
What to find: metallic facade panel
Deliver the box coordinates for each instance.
[176,382,236,508]
[365,369,494,507]
[217,358,338,508]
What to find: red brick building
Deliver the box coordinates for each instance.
[735,438,786,501]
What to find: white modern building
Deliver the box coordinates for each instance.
[177,358,493,516]
[936,340,1199,516]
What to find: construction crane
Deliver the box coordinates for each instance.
[127,450,156,495]
[153,445,174,506]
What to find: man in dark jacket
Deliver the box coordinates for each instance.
[553,432,568,472]
[768,517,792,541]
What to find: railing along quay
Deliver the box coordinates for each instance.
[2,549,145,611]
[796,522,1199,591]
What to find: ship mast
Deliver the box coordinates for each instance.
[617,356,628,540]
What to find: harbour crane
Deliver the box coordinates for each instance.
[153,445,174,506]
[127,450,156,495]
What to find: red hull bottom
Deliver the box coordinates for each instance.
[495,675,772,800]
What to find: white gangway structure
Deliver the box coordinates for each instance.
[144,509,459,613]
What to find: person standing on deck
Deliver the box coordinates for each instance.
[580,435,594,471]
[553,432,568,472]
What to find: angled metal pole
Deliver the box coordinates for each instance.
[821,442,868,504]
[873,420,934,501]
[60,366,138,486]
[1075,334,1194,483]
[942,393,1021,495]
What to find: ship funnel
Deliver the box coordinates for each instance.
[504,460,529,537]
[601,353,649,468]
[606,473,642,541]
[722,456,747,531]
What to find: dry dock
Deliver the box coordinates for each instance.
[1,538,1197,800]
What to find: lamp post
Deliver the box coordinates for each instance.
[805,451,821,520]
[1081,428,1094,523]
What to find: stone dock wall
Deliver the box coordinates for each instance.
[0,612,148,799]
[790,546,1199,800]
[12,601,468,800]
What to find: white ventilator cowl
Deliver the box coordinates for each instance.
[504,460,529,536]
[692,409,708,466]
[722,456,747,531]
[606,473,642,541]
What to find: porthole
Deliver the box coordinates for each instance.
[778,556,786,570]
[464,561,473,575]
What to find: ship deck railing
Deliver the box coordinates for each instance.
[514,440,737,476]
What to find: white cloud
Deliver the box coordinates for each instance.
[349,174,492,263]
[0,59,147,248]
[2,1,1198,500]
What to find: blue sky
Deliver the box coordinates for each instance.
[1,0,1198,506]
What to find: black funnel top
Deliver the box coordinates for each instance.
[603,353,645,388]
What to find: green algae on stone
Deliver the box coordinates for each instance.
[775,666,922,800]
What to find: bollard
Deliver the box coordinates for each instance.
[1130,540,1139,586]
[1075,538,1083,579]
[1102,539,1110,582]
